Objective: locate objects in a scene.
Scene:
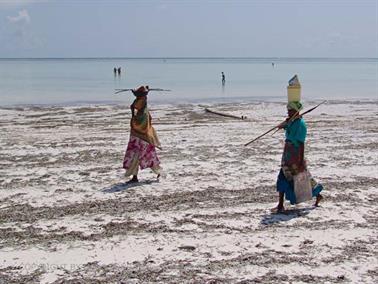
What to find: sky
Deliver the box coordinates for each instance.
[0,0,377,58]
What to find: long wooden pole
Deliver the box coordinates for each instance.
[244,101,326,147]
[270,100,327,136]
[115,88,171,94]
[244,124,280,146]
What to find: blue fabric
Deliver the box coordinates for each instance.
[276,169,323,205]
[285,118,307,147]
[312,183,323,197]
[277,169,297,204]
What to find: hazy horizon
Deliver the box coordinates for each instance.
[1,56,377,60]
[0,0,377,58]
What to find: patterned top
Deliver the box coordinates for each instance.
[281,117,307,180]
[130,96,161,148]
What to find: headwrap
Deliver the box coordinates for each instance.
[132,85,149,97]
[287,101,303,112]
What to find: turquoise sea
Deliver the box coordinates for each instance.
[0,58,377,106]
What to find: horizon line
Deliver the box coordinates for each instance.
[0,56,377,60]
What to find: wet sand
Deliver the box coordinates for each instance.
[0,100,377,283]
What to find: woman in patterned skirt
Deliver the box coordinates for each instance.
[123,86,161,183]
[274,101,323,212]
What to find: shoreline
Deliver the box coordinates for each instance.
[1,97,377,110]
[0,100,377,283]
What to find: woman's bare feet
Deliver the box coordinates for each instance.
[127,175,138,183]
[315,194,323,207]
[271,205,285,213]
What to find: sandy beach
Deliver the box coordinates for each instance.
[0,100,377,283]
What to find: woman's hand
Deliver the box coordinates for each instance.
[278,119,288,129]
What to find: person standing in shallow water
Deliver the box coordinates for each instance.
[221,72,225,85]
[274,76,323,213]
[123,86,161,183]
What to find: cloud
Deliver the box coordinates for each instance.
[0,0,49,9]
[7,9,30,23]
[0,0,46,5]
[1,8,43,52]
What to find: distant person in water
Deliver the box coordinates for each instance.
[118,67,121,76]
[221,72,225,85]
[122,86,162,183]
[114,67,117,75]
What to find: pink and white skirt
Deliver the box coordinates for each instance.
[123,135,160,176]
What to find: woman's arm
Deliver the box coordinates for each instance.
[130,101,135,117]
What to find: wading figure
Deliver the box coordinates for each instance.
[274,76,323,212]
[123,86,161,183]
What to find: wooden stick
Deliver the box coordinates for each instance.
[244,124,280,146]
[270,100,327,136]
[270,111,300,136]
[205,108,247,120]
[300,100,327,116]
[114,89,133,94]
[148,88,171,92]
[115,88,171,94]
[244,100,326,146]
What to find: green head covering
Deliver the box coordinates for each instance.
[287,101,303,112]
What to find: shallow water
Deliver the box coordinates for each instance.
[0,57,377,106]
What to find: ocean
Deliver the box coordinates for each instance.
[0,58,377,106]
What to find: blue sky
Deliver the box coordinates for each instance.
[0,0,377,58]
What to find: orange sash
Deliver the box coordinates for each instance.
[130,97,161,148]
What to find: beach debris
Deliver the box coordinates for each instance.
[244,100,326,146]
[204,108,247,120]
[178,245,196,251]
[303,239,314,245]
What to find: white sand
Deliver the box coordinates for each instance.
[0,100,377,283]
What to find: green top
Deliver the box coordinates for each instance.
[285,118,307,147]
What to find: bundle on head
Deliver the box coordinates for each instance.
[132,85,149,97]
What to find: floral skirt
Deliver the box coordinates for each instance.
[123,135,160,176]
